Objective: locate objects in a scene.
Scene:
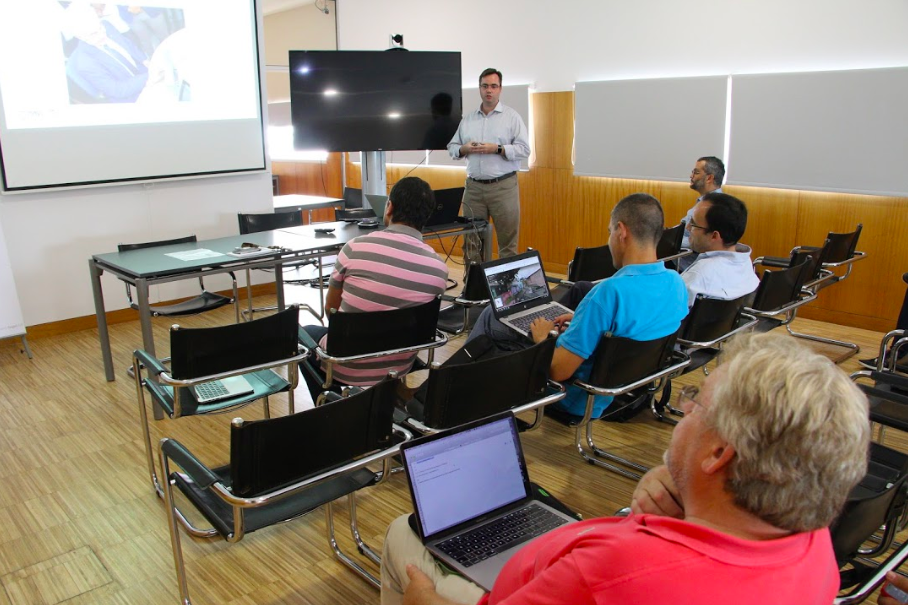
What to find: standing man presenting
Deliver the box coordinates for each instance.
[679,156,724,271]
[448,68,530,264]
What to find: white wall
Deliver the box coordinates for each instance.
[0,174,273,326]
[336,0,908,91]
[263,4,337,102]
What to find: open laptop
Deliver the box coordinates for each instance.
[424,187,464,227]
[191,375,254,403]
[401,413,577,591]
[480,250,572,337]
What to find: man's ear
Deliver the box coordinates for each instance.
[701,441,736,475]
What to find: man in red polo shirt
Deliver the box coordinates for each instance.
[381,332,869,605]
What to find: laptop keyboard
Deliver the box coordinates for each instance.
[435,503,568,567]
[509,306,565,333]
[193,380,229,401]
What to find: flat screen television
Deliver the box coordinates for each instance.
[289,50,462,152]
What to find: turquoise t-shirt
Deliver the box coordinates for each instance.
[556,262,689,417]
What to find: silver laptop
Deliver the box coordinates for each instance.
[191,375,254,403]
[401,413,577,591]
[480,250,572,337]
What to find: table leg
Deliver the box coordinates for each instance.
[481,222,493,262]
[90,259,116,381]
[275,263,286,311]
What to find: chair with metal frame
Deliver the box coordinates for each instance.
[754,224,866,361]
[132,305,306,498]
[237,212,326,322]
[656,222,691,270]
[557,333,690,480]
[118,235,240,323]
[399,337,565,434]
[159,377,411,603]
[343,186,363,208]
[831,442,908,604]
[653,293,759,424]
[744,257,818,334]
[298,297,448,403]
[436,263,490,335]
[851,361,908,449]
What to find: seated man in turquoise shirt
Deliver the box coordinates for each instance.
[466,193,688,418]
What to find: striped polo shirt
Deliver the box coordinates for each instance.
[323,223,449,386]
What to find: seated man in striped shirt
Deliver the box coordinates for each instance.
[300,177,450,399]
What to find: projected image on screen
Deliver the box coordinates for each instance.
[60,3,188,105]
[0,0,265,190]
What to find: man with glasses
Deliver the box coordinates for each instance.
[381,332,869,605]
[448,68,530,264]
[680,156,725,271]
[681,191,759,306]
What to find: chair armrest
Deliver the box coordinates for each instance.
[160,438,220,488]
[753,255,791,269]
[298,325,320,350]
[573,352,691,398]
[744,289,817,318]
[317,330,449,365]
[657,249,692,264]
[821,250,867,270]
[677,313,759,350]
[133,349,167,377]
[869,369,908,392]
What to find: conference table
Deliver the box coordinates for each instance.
[89,218,491,383]
[273,194,345,223]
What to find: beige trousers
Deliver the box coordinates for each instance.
[461,175,520,264]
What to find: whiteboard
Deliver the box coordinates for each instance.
[0,216,26,339]
[574,76,728,181]
[728,67,908,196]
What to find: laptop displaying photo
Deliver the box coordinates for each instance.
[480,250,572,337]
[424,187,464,227]
[401,412,577,591]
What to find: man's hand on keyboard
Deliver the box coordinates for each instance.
[530,312,573,343]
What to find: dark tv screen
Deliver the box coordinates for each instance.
[289,51,462,152]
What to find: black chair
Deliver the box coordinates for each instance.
[436,263,490,335]
[852,369,908,446]
[562,334,690,480]
[656,222,691,270]
[832,442,908,604]
[159,378,411,602]
[755,224,866,361]
[654,294,758,423]
[298,298,448,402]
[561,244,617,286]
[132,306,306,497]
[335,207,376,222]
[118,235,239,323]
[342,186,363,208]
[400,338,565,434]
[861,272,908,373]
[237,212,323,322]
[745,257,817,334]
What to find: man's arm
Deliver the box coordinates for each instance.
[447,120,468,159]
[502,113,530,161]
[630,464,684,518]
[325,284,343,314]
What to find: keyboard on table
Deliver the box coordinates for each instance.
[436,503,568,567]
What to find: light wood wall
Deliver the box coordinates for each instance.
[274,91,908,332]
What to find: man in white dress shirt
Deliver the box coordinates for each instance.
[447,68,530,264]
[679,156,725,271]
[682,192,759,306]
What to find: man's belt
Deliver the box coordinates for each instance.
[469,171,517,185]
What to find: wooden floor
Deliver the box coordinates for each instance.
[0,263,900,604]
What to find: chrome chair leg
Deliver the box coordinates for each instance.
[160,449,195,605]
[348,493,381,565]
[786,324,860,362]
[325,502,380,588]
[574,424,648,481]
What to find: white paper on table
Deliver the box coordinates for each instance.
[165,248,224,261]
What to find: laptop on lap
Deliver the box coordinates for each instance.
[401,413,577,591]
[480,250,572,337]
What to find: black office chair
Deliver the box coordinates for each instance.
[852,368,908,447]
[556,333,690,480]
[237,212,323,322]
[562,244,618,286]
[656,222,691,270]
[436,263,490,335]
[399,337,565,434]
[298,298,448,403]
[754,224,866,361]
[132,306,306,497]
[159,378,411,602]
[832,442,908,604]
[118,235,240,323]
[342,186,363,208]
[745,257,817,334]
[653,293,758,423]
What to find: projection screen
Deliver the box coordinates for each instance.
[0,0,266,191]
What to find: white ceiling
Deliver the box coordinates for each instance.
[262,0,323,17]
